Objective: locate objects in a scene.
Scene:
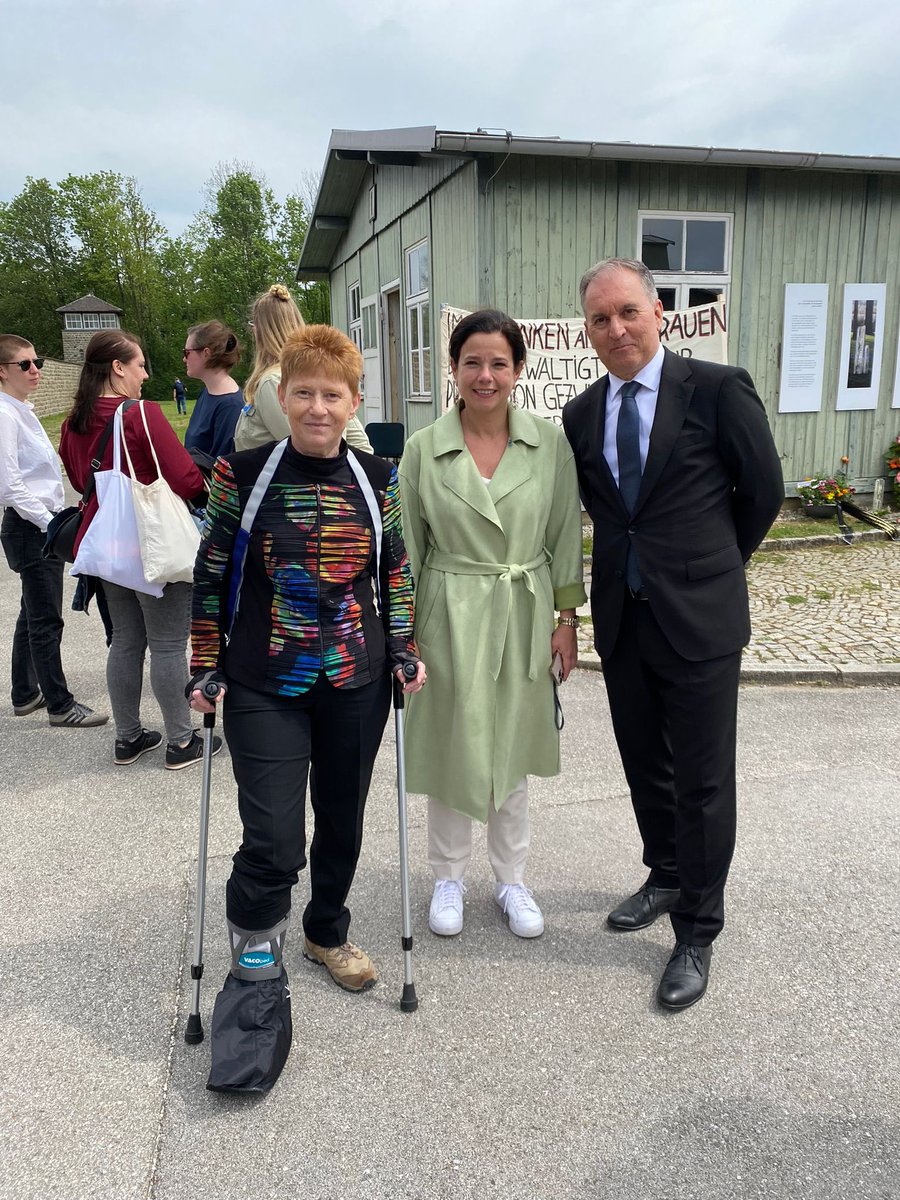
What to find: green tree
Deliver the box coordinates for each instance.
[192,168,279,333]
[187,163,330,374]
[0,177,75,355]
[59,172,167,361]
[276,192,330,324]
[0,163,329,398]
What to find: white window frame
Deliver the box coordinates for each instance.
[638,210,733,310]
[361,298,378,353]
[348,281,362,352]
[65,313,83,330]
[99,313,118,328]
[83,312,101,329]
[405,239,430,400]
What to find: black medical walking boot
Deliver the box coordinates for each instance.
[206,916,293,1094]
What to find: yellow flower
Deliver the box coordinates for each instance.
[825,492,834,500]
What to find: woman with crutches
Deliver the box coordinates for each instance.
[187,323,425,1093]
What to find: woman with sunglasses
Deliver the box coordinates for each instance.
[183,320,244,460]
[0,335,108,726]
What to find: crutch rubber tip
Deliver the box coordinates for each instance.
[400,983,418,1013]
[184,1014,204,1044]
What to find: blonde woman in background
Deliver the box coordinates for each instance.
[234,284,373,453]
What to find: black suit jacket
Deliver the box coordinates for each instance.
[562,349,783,661]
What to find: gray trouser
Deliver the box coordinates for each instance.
[103,581,193,745]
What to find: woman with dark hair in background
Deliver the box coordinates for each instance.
[0,333,107,726]
[59,330,215,768]
[183,320,243,459]
[235,284,373,453]
[399,309,585,941]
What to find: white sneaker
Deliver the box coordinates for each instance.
[495,883,544,938]
[429,879,466,936]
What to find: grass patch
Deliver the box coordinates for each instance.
[783,595,807,605]
[765,518,843,539]
[812,590,833,600]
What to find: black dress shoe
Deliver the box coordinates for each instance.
[607,881,681,931]
[657,942,712,1010]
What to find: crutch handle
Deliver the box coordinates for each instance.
[393,660,418,709]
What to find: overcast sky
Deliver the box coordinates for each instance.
[5,0,900,235]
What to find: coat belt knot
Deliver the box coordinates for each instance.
[426,550,548,681]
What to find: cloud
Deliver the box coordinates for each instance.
[4,0,900,236]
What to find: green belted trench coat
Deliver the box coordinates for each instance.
[398,406,586,821]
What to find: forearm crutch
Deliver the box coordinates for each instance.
[185,681,222,1044]
[394,662,419,1013]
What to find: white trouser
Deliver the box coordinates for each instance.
[427,778,529,885]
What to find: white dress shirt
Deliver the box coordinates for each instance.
[0,391,66,531]
[602,344,666,487]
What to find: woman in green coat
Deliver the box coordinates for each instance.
[399,309,585,941]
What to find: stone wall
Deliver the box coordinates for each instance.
[61,330,93,363]
[33,358,80,418]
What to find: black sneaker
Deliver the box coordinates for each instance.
[13,692,46,716]
[165,731,222,770]
[114,729,163,765]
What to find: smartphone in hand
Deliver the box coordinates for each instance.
[550,651,564,685]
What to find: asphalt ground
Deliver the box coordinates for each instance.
[1,540,898,1200]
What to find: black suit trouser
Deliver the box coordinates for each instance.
[223,672,391,946]
[601,594,741,946]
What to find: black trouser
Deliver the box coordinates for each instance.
[601,594,741,947]
[1,509,73,714]
[223,672,392,946]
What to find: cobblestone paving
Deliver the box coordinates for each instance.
[745,540,899,666]
[576,538,900,667]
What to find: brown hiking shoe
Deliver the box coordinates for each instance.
[302,937,379,993]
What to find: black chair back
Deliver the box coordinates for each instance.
[365,422,405,462]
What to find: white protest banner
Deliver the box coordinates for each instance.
[440,301,728,424]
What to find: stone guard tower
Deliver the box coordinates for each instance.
[56,294,123,363]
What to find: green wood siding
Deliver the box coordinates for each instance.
[325,149,900,482]
[432,164,478,310]
[376,223,401,289]
[477,153,900,483]
[329,261,348,333]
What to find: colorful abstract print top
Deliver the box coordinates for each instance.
[191,442,416,697]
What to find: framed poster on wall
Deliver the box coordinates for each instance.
[836,284,886,411]
[778,284,828,413]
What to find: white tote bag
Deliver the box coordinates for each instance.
[71,403,164,597]
[122,400,201,586]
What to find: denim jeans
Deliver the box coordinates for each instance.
[1,509,74,715]
[103,580,193,745]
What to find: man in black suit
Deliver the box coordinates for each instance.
[562,258,783,1009]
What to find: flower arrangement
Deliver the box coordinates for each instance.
[797,457,855,506]
[885,433,900,503]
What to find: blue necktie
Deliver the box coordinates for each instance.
[616,381,643,591]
